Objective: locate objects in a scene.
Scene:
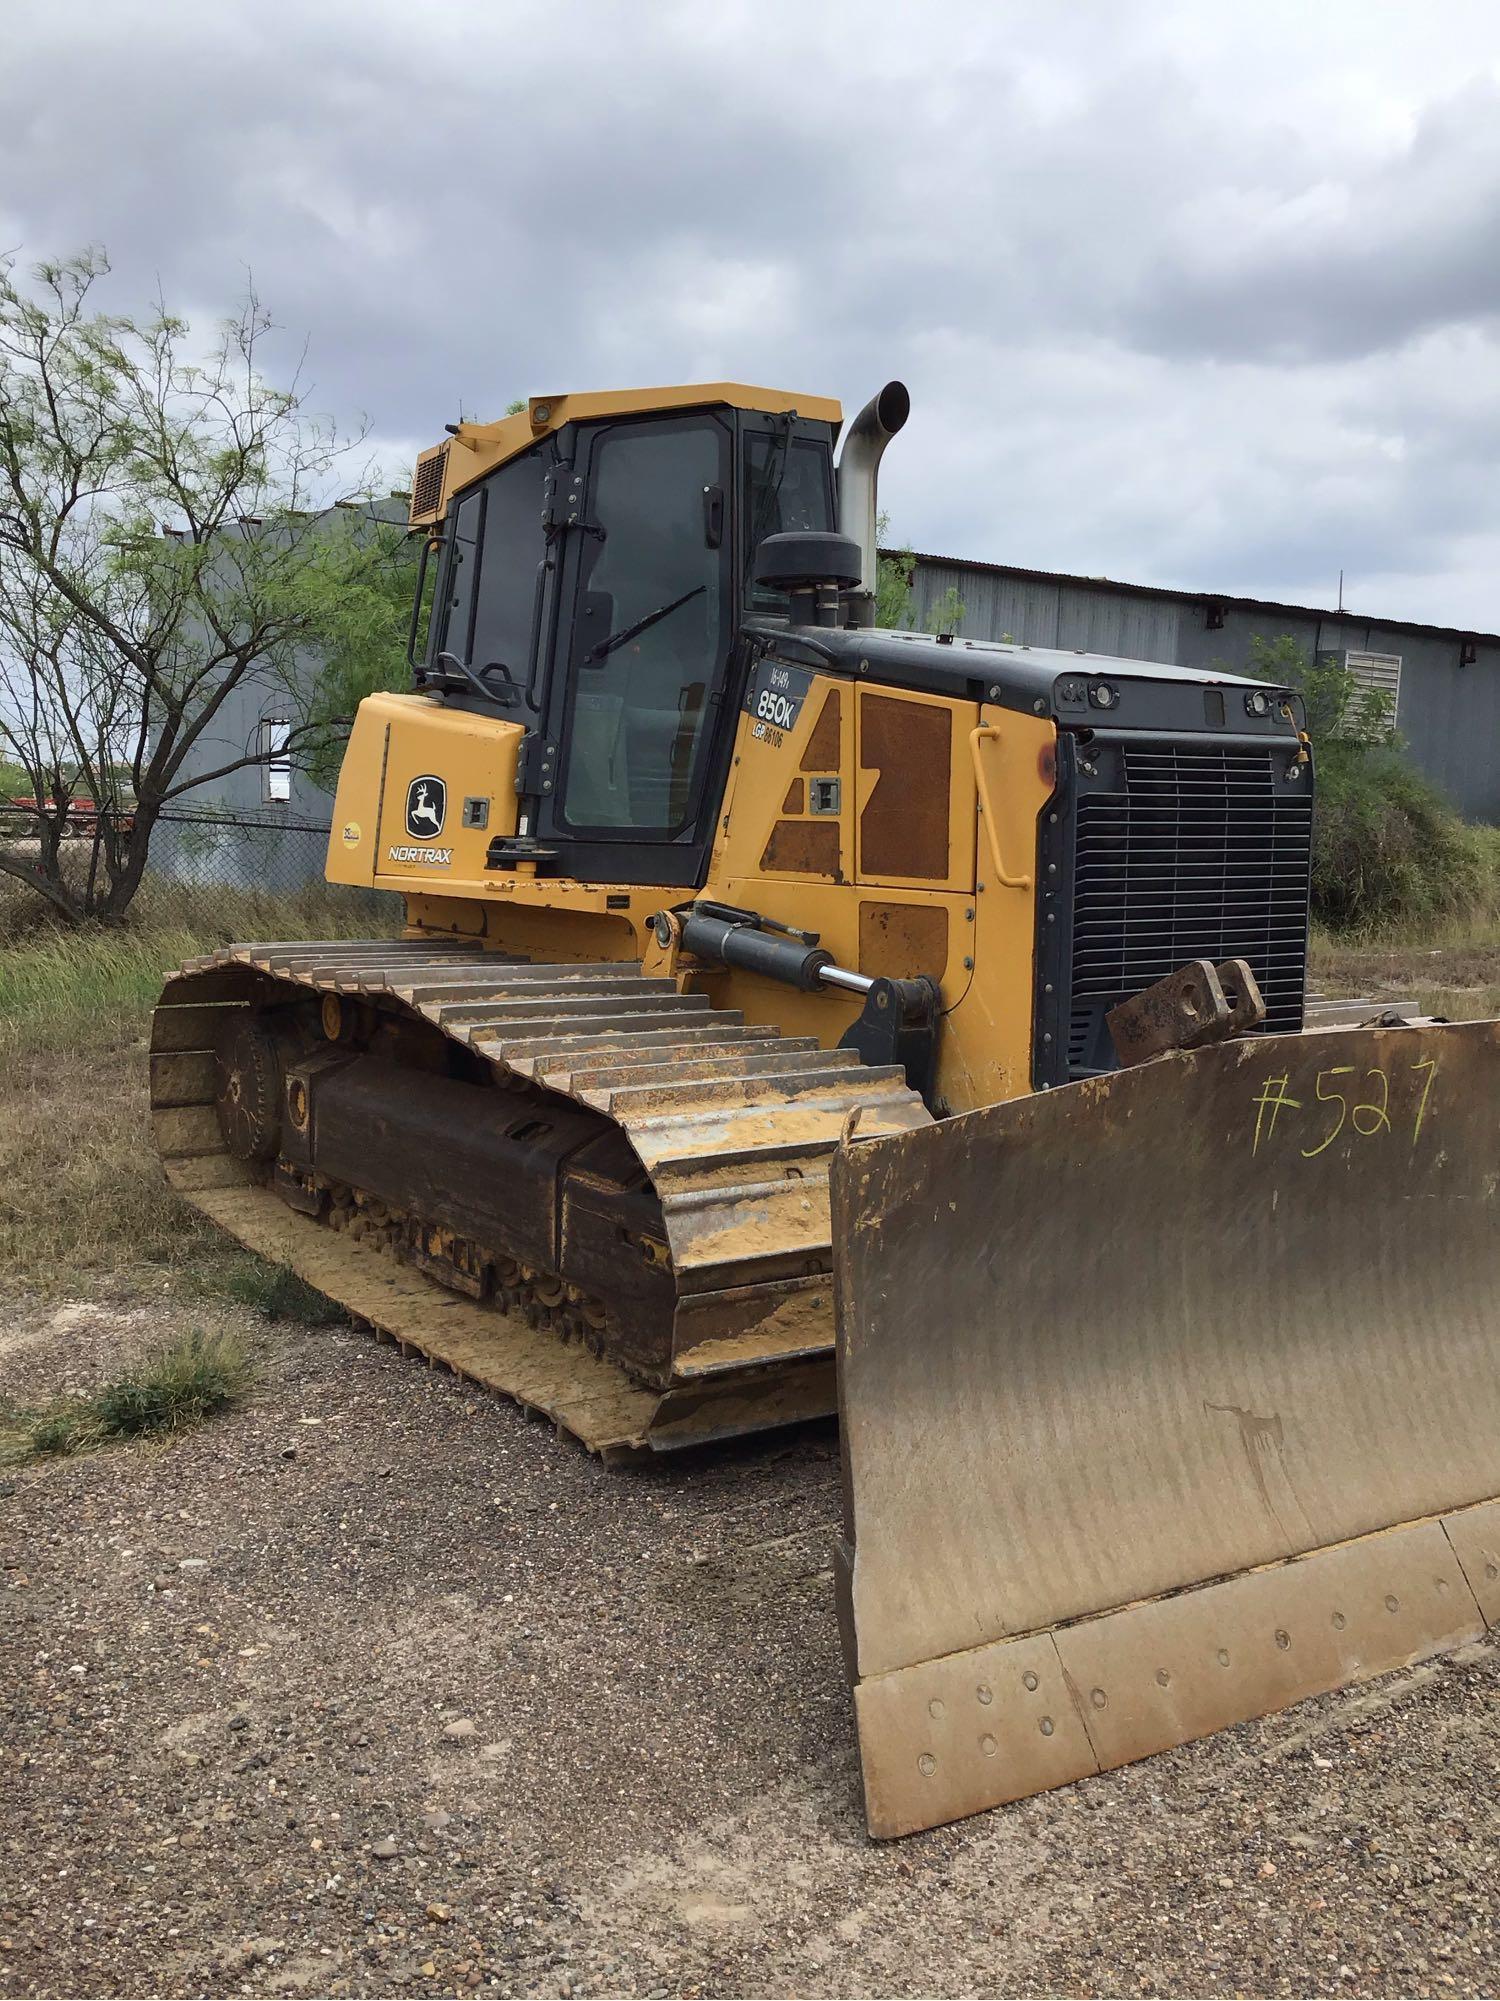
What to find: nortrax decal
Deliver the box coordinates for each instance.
[386,844,452,867]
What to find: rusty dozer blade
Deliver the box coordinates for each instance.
[831,1020,1500,1838]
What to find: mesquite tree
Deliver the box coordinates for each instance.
[0,249,410,922]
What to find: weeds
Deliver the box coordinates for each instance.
[1310,744,1500,934]
[0,1040,215,1277]
[1253,634,1500,935]
[1,1329,252,1463]
[0,878,394,1052]
[21,1409,83,1458]
[209,1256,347,1326]
[1310,915,1500,1021]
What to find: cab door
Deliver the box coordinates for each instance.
[538,413,736,881]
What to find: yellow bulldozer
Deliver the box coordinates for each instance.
[150,380,1500,1839]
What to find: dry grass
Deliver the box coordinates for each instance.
[1309,913,1500,1021]
[0,880,397,1289]
[0,1037,212,1277]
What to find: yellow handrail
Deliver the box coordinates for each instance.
[968,724,1033,890]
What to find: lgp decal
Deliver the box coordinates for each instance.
[405,774,447,840]
[341,820,361,847]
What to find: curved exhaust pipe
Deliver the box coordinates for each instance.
[837,380,910,628]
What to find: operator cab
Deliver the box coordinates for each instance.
[410,389,841,886]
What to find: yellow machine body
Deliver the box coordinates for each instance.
[327,677,1050,1111]
[151,377,1500,1841]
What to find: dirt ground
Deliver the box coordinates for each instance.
[2,1290,1497,2001]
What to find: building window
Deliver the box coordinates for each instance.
[259,719,292,803]
[1343,651,1401,735]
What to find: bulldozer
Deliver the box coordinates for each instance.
[150,379,1500,1839]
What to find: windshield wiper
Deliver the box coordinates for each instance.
[585,585,705,663]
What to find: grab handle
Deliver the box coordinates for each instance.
[968,725,1034,890]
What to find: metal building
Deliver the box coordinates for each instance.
[902,552,1500,821]
[149,501,407,892]
[147,636,340,893]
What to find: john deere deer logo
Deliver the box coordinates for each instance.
[405,775,446,840]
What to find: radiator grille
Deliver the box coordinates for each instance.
[1068,740,1312,1073]
[409,444,449,522]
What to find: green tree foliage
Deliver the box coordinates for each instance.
[1250,634,1491,932]
[302,519,425,792]
[0,248,407,922]
[286,403,533,791]
[874,514,965,635]
[875,520,916,629]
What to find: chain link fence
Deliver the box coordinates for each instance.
[147,806,337,894]
[0,802,396,930]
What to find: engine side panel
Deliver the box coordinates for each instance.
[327,691,524,890]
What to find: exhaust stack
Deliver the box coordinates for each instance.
[837,380,911,628]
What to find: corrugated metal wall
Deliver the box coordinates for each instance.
[170,656,335,823]
[908,558,1500,821]
[908,561,1180,661]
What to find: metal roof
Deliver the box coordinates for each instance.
[892,549,1500,648]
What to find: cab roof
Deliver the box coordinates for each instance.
[408,382,842,528]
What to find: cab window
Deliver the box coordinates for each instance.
[743,433,837,612]
[558,417,731,834]
[435,448,546,685]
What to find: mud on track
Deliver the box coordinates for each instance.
[2,1292,1496,1999]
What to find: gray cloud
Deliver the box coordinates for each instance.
[5,0,1500,626]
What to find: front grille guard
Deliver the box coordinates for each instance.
[1033,729,1313,1087]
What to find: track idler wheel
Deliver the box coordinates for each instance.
[214,1015,285,1162]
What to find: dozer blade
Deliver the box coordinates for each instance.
[831,1020,1500,1838]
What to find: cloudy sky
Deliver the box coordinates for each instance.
[5,0,1500,626]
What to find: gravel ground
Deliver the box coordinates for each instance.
[2,1290,1497,2000]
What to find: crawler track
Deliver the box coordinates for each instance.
[150,938,930,1453]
